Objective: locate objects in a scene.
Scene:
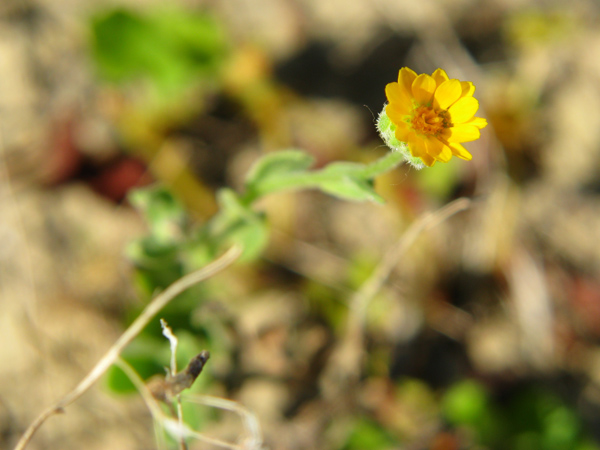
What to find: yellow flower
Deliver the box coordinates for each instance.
[382,67,487,167]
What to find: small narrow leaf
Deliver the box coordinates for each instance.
[319,177,384,204]
[212,188,268,261]
[318,161,365,177]
[245,150,314,189]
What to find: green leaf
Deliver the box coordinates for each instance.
[209,188,268,261]
[128,184,188,244]
[243,150,392,204]
[245,150,314,192]
[319,177,384,204]
[127,185,191,296]
[316,161,365,176]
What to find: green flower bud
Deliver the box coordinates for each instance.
[376,105,426,170]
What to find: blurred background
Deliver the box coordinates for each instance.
[2,0,600,449]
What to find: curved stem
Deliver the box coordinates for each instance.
[322,198,472,389]
[13,245,242,450]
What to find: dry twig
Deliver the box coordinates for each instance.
[117,356,263,450]
[13,245,242,450]
[322,198,472,391]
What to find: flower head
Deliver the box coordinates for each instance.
[377,67,487,168]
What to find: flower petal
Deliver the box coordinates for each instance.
[433,79,462,110]
[398,67,417,94]
[408,132,435,166]
[425,138,452,162]
[447,125,481,142]
[449,143,473,160]
[393,120,411,141]
[405,131,425,157]
[431,68,449,87]
[412,74,436,105]
[420,152,436,167]
[437,146,453,162]
[463,116,488,129]
[460,81,475,97]
[385,82,412,110]
[386,102,411,124]
[448,96,479,123]
[424,136,441,155]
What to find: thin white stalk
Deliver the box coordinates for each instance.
[184,395,264,449]
[160,319,187,450]
[161,319,179,376]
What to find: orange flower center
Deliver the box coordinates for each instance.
[410,106,451,136]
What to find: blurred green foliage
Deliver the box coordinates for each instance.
[442,380,599,450]
[415,158,461,201]
[443,379,500,444]
[340,418,398,450]
[106,336,171,393]
[90,7,229,99]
